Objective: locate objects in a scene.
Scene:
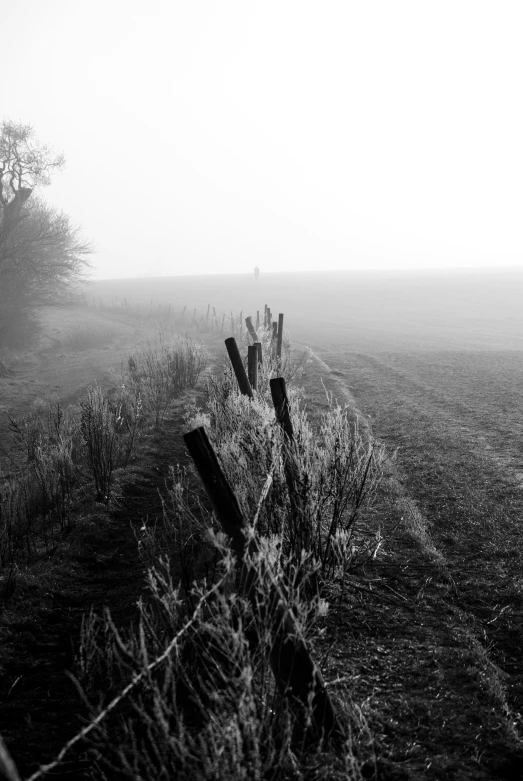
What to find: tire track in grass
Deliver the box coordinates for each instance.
[300,347,523,779]
[316,351,523,740]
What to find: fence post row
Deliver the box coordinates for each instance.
[183,426,344,745]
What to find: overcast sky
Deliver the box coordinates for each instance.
[3,1,522,279]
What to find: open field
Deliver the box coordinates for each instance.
[1,269,523,779]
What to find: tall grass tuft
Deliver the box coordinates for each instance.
[80,384,142,504]
[122,331,208,425]
[63,322,120,350]
[1,398,79,566]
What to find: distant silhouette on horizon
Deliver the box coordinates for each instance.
[254,265,260,281]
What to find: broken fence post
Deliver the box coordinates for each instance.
[183,426,345,745]
[247,345,258,391]
[225,337,253,398]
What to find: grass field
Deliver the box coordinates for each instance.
[1,268,523,779]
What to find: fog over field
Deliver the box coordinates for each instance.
[90,268,523,351]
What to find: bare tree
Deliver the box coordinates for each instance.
[0,121,92,346]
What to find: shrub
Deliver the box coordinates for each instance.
[80,384,142,504]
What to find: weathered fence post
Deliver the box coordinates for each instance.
[225,337,253,398]
[255,340,263,367]
[270,377,294,441]
[272,321,278,343]
[276,313,284,364]
[247,345,258,391]
[256,310,260,330]
[245,316,258,343]
[183,427,345,745]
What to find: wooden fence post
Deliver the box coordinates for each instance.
[206,304,210,328]
[248,345,258,391]
[255,341,263,367]
[225,337,253,398]
[272,322,278,342]
[256,310,260,330]
[183,427,344,745]
[245,316,259,343]
[276,313,284,364]
[270,377,294,441]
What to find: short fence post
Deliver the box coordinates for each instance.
[247,345,258,391]
[245,316,258,343]
[225,337,253,398]
[256,310,260,330]
[183,426,345,746]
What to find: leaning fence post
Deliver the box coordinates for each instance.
[272,321,278,343]
[225,337,253,398]
[276,313,284,364]
[245,316,258,343]
[183,426,345,745]
[247,345,258,391]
